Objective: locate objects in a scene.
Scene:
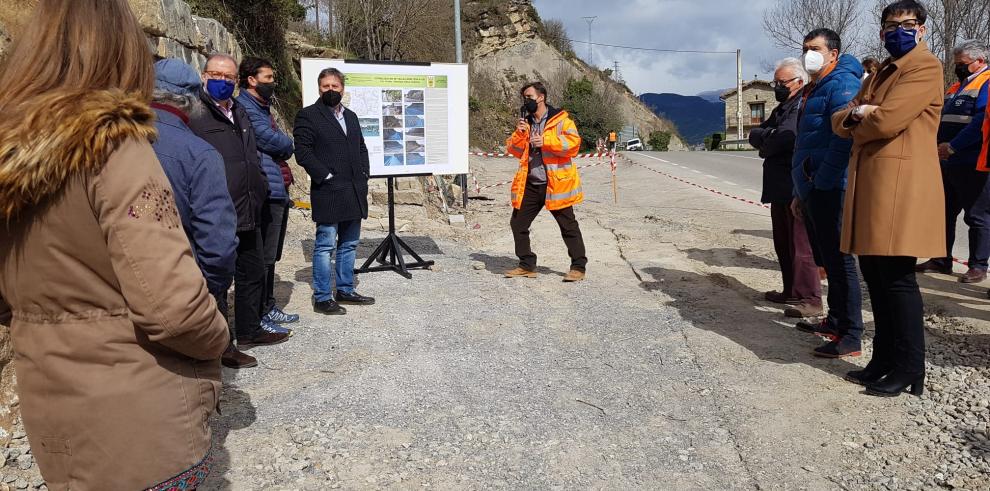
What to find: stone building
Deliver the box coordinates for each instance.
[720,80,777,149]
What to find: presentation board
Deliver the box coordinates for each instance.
[300,59,470,177]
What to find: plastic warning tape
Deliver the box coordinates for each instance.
[474,160,608,192]
[471,151,610,159]
[620,155,771,210]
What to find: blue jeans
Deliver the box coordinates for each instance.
[313,220,362,302]
[801,188,864,342]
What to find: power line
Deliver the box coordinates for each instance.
[564,38,735,55]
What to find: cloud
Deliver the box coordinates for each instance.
[532,0,795,95]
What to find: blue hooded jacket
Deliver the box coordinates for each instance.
[791,53,864,199]
[236,91,293,202]
[152,107,238,296]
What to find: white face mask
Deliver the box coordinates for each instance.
[802,50,825,74]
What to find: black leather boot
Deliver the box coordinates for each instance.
[865,371,925,397]
[844,360,893,386]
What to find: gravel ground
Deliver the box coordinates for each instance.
[2,153,988,490]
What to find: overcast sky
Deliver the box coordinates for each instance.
[532,0,793,96]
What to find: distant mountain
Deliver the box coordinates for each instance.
[640,93,725,146]
[695,89,729,104]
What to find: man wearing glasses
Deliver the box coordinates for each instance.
[750,58,822,320]
[190,54,291,369]
[790,28,865,358]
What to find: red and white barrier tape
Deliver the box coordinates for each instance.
[473,160,609,192]
[470,151,611,159]
[620,155,771,210]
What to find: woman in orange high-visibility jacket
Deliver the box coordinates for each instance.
[503,81,588,282]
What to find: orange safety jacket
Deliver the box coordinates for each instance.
[972,71,990,171]
[506,107,583,211]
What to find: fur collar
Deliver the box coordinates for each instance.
[0,89,157,219]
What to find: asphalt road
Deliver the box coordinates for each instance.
[627,150,972,268]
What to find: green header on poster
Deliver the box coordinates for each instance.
[346,73,448,89]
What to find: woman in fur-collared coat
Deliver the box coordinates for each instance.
[0,1,229,489]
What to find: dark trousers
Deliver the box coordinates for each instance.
[260,201,290,313]
[770,201,822,304]
[212,291,233,350]
[859,255,925,374]
[510,181,588,272]
[801,188,863,340]
[234,228,265,340]
[933,166,990,270]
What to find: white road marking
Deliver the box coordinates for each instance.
[705,174,718,179]
[710,152,762,161]
[692,170,702,174]
[723,181,738,186]
[746,188,760,194]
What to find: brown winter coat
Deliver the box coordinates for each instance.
[0,90,229,490]
[831,41,946,258]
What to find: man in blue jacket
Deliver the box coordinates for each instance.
[917,40,990,283]
[236,57,300,326]
[791,28,865,358]
[150,58,256,368]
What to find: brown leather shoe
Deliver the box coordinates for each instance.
[765,290,800,304]
[784,302,823,318]
[221,346,257,369]
[960,267,987,283]
[236,331,290,348]
[504,267,537,278]
[915,259,953,275]
[563,269,586,282]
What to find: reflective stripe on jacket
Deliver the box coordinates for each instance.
[505,107,582,211]
[940,69,990,166]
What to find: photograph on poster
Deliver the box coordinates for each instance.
[404,90,424,102]
[383,128,403,141]
[382,103,403,116]
[383,90,402,103]
[406,139,426,153]
[405,127,425,138]
[405,152,426,165]
[405,115,424,128]
[404,103,425,116]
[384,154,404,166]
[383,140,404,153]
[383,115,403,128]
[359,118,380,137]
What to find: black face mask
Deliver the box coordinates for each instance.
[774,85,792,103]
[955,63,973,83]
[256,82,275,102]
[321,89,342,107]
[523,98,539,114]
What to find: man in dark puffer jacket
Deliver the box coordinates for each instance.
[790,28,865,358]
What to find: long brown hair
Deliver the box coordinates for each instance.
[0,0,153,113]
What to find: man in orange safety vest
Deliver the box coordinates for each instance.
[504,81,587,282]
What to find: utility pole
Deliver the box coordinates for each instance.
[736,48,744,143]
[455,0,468,208]
[613,60,621,82]
[582,16,597,66]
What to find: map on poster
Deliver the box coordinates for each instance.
[300,59,469,177]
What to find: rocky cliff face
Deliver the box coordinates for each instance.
[0,0,242,448]
[0,0,240,68]
[463,0,686,150]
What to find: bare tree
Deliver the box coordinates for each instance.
[330,0,453,61]
[762,0,863,52]
[542,19,574,56]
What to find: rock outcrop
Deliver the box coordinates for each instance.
[464,0,686,150]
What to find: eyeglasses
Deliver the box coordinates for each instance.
[881,19,920,33]
[204,71,237,83]
[771,77,799,88]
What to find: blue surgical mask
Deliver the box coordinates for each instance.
[206,78,235,101]
[884,27,918,58]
